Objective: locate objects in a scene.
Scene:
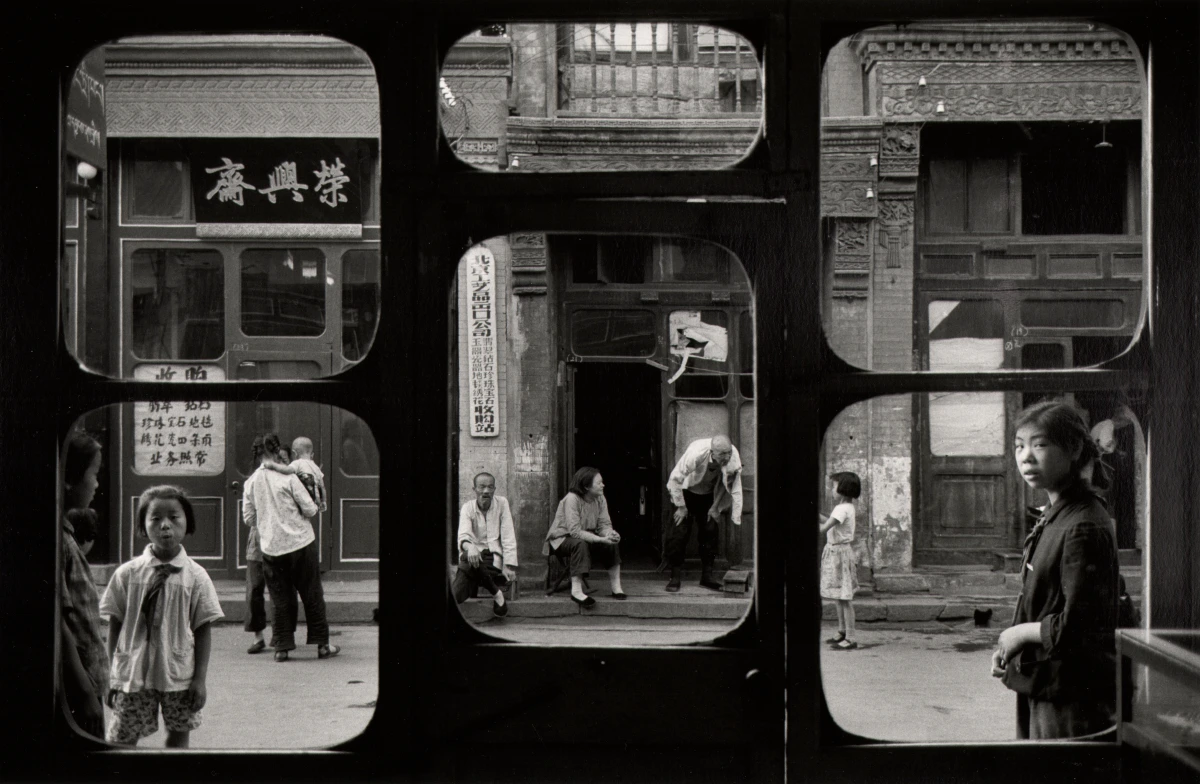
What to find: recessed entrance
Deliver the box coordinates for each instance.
[572,362,662,565]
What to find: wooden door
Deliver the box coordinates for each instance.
[914,295,1016,565]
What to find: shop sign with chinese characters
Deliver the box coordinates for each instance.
[190,139,366,224]
[66,48,106,168]
[132,364,226,475]
[467,246,499,438]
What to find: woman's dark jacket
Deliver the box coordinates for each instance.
[1002,486,1120,705]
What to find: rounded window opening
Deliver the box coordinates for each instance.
[59,402,379,748]
[449,234,755,644]
[820,21,1146,371]
[819,391,1145,741]
[440,23,764,172]
[61,35,380,379]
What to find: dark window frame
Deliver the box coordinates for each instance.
[21,5,1198,784]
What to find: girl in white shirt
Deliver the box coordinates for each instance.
[819,471,862,650]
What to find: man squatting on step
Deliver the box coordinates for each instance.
[453,472,518,618]
[663,435,744,592]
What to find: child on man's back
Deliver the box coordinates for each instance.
[264,436,327,512]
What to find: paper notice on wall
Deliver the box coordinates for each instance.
[132,364,226,475]
[466,245,500,437]
[667,311,728,384]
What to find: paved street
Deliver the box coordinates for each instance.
[820,621,1015,742]
[104,624,378,750]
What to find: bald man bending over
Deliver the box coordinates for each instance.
[663,435,744,592]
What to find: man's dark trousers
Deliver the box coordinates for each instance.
[663,488,719,567]
[262,539,329,651]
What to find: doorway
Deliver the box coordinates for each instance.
[573,362,662,566]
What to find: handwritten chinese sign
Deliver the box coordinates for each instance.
[66,49,105,168]
[190,140,365,224]
[132,364,226,476]
[466,246,499,438]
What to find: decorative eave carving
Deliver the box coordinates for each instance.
[832,218,871,299]
[854,23,1139,68]
[821,118,881,217]
[851,23,1142,122]
[104,37,380,137]
[509,232,548,295]
[504,116,762,171]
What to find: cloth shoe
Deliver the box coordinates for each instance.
[699,567,723,591]
[665,568,682,592]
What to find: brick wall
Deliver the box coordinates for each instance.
[508,270,556,570]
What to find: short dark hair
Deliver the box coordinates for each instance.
[66,508,98,545]
[568,466,601,498]
[65,431,102,487]
[1014,400,1109,491]
[135,485,197,536]
[831,471,862,500]
[473,472,495,488]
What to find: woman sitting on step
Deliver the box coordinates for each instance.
[543,466,626,608]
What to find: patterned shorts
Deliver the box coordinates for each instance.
[107,689,201,744]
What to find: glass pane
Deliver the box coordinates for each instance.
[129,142,187,219]
[339,410,379,477]
[739,310,754,399]
[653,238,729,283]
[571,310,657,357]
[821,392,1146,741]
[131,249,225,360]
[1021,299,1125,329]
[234,360,321,381]
[452,235,754,645]
[968,158,1009,232]
[341,249,380,362]
[927,159,965,233]
[240,249,326,337]
[441,23,763,171]
[61,403,379,748]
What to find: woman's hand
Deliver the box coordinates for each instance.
[608,531,621,544]
[997,623,1040,662]
[673,507,688,525]
[990,649,1007,678]
[502,564,516,582]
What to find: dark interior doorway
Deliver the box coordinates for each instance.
[574,363,662,565]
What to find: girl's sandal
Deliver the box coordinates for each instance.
[318,644,341,660]
[825,631,846,644]
[836,640,858,650]
[274,650,289,662]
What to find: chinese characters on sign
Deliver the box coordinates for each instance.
[466,246,499,438]
[132,364,227,476]
[190,140,365,225]
[205,157,348,208]
[65,49,106,168]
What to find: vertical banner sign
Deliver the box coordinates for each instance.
[132,364,227,475]
[467,246,499,438]
[66,48,106,169]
